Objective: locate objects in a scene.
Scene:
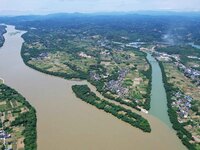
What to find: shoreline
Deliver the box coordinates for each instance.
[146,52,172,128]
[158,60,195,150]
[0,24,186,150]
[0,84,37,149]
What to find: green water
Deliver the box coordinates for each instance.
[147,53,172,128]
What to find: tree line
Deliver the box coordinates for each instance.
[72,84,151,132]
[159,62,196,150]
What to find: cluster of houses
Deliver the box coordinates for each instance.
[172,92,192,120]
[96,38,111,49]
[38,52,49,59]
[0,130,11,140]
[79,52,92,58]
[90,68,130,97]
[126,42,145,48]
[0,129,12,150]
[31,52,49,61]
[100,51,112,62]
[90,71,101,81]
[155,53,172,61]
[106,69,129,97]
[154,51,200,86]
[175,62,200,85]
[95,35,145,51]
[153,51,180,62]
[172,91,200,143]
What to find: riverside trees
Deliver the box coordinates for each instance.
[0,84,37,150]
[72,84,151,132]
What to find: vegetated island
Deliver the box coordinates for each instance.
[20,33,152,111]
[14,16,153,112]
[0,84,37,150]
[72,84,151,132]
[2,16,154,132]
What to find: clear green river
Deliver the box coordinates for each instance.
[147,53,172,128]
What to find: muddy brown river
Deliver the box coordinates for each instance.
[0,25,186,150]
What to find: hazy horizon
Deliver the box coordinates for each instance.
[1,0,200,16]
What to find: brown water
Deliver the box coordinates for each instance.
[0,25,186,150]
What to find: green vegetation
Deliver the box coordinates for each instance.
[159,62,198,150]
[141,56,152,110]
[0,84,37,150]
[0,25,6,47]
[72,84,151,132]
[0,79,3,85]
[156,45,200,71]
[20,27,151,111]
[7,13,200,44]
[1,13,200,149]
[123,79,133,87]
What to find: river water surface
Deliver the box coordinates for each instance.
[147,53,172,127]
[0,26,186,150]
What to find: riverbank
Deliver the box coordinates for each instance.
[0,25,186,150]
[0,84,37,150]
[159,61,198,150]
[146,53,172,128]
[20,26,152,112]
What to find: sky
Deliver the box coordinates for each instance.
[0,0,200,15]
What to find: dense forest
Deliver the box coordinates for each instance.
[1,13,200,43]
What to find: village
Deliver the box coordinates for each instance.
[0,84,31,150]
[172,90,200,144]
[176,62,200,86]
[154,51,200,86]
[106,69,129,96]
[0,129,12,150]
[20,20,200,148]
[24,30,151,112]
[0,102,26,150]
[152,47,200,146]
[172,92,192,120]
